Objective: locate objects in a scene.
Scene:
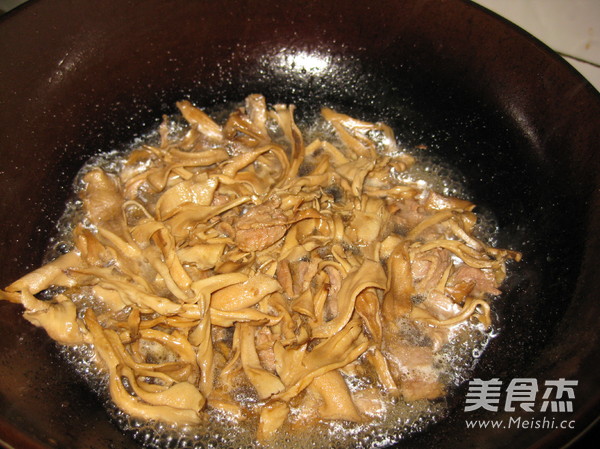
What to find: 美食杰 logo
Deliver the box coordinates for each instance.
[463,378,578,430]
[465,378,577,413]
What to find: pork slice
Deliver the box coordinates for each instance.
[422,290,461,321]
[412,248,451,292]
[451,265,501,296]
[234,203,288,252]
[400,378,444,401]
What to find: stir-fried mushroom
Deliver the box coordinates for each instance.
[0,95,521,442]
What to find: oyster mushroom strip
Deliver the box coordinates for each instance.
[3,251,81,299]
[254,319,370,439]
[18,290,87,345]
[84,309,205,424]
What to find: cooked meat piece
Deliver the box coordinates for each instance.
[412,248,451,292]
[421,290,461,321]
[81,169,124,232]
[352,387,387,417]
[389,197,427,233]
[400,378,444,401]
[234,202,288,252]
[450,265,502,296]
[384,341,434,375]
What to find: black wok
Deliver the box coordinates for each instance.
[0,0,598,448]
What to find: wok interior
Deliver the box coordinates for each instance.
[0,0,599,448]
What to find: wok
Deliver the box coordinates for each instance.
[0,0,598,448]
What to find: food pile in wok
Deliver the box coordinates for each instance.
[0,95,520,441]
